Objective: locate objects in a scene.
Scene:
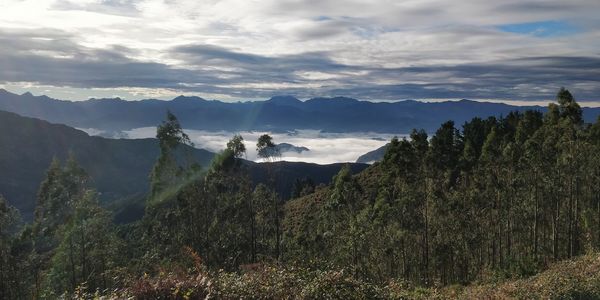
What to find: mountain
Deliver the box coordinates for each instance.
[2,89,599,133]
[276,142,310,153]
[0,110,367,221]
[356,143,388,163]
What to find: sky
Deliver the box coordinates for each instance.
[0,0,599,103]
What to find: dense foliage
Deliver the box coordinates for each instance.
[1,88,600,298]
[286,88,600,285]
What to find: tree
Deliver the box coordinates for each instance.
[252,184,281,260]
[324,164,365,276]
[256,134,279,162]
[427,120,462,187]
[31,155,89,297]
[255,134,284,260]
[143,111,199,266]
[0,195,20,299]
[556,87,583,125]
[149,110,193,200]
[33,155,88,246]
[291,177,315,198]
[44,191,123,296]
[203,147,254,269]
[227,134,246,159]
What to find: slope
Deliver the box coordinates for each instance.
[0,109,214,219]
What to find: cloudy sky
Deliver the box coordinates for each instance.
[1,0,599,103]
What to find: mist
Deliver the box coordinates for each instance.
[90,127,404,164]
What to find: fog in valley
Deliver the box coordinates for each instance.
[82,127,403,164]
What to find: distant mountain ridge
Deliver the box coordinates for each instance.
[2,89,599,133]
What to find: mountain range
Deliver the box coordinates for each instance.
[2,89,599,134]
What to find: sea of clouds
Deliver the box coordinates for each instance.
[82,127,404,164]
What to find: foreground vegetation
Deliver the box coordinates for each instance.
[54,252,600,299]
[1,88,600,298]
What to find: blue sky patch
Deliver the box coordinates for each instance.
[498,20,579,37]
[314,16,333,22]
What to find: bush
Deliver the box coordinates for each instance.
[75,253,600,299]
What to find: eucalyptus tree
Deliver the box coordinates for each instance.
[256,134,280,162]
[0,195,20,299]
[143,111,198,266]
[256,134,284,260]
[31,155,89,297]
[44,191,122,296]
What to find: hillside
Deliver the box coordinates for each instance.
[0,110,213,219]
[0,110,367,220]
[284,161,384,241]
[283,97,600,288]
[356,143,388,163]
[454,253,600,299]
[3,89,599,133]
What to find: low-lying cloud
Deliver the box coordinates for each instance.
[88,127,399,164]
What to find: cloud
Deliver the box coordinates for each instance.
[0,0,600,101]
[52,0,140,17]
[117,127,396,164]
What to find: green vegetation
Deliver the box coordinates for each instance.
[0,109,366,222]
[33,252,600,299]
[1,88,600,298]
[285,88,600,286]
[0,109,214,220]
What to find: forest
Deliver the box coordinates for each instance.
[2,88,600,299]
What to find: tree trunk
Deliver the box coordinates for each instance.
[497,188,503,267]
[568,175,573,258]
[81,225,87,283]
[275,197,281,261]
[69,236,76,291]
[534,178,539,257]
[0,249,4,300]
[553,197,560,260]
[597,192,600,249]
[423,180,430,284]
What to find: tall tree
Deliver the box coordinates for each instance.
[143,111,197,267]
[256,134,280,162]
[256,134,283,260]
[0,195,20,299]
[149,110,193,200]
[31,155,89,297]
[44,191,122,296]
